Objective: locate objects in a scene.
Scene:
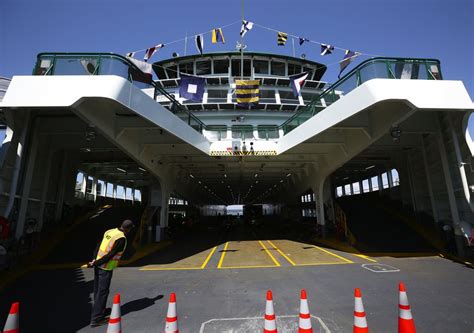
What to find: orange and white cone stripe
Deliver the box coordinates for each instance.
[264,290,277,333]
[165,292,179,333]
[2,302,19,333]
[298,289,313,333]
[106,294,122,333]
[353,288,369,333]
[398,283,416,333]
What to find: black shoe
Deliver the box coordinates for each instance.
[90,317,109,327]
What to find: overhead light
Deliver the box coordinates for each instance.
[255,180,259,184]
[254,173,258,177]
[280,180,284,183]
[116,167,126,173]
[343,177,349,180]
[198,181,202,184]
[139,167,147,172]
[190,174,195,178]
[365,165,375,170]
[286,173,291,177]
[224,174,227,178]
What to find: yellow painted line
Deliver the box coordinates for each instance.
[312,246,354,264]
[353,254,378,263]
[217,242,229,268]
[295,262,351,266]
[140,266,202,271]
[219,265,279,269]
[266,240,296,266]
[201,246,218,269]
[259,241,280,267]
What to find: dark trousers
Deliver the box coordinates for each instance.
[91,267,113,323]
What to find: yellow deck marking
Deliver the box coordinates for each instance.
[266,240,296,266]
[201,246,217,269]
[219,265,280,269]
[312,246,354,264]
[353,254,377,263]
[217,242,229,268]
[259,241,281,267]
[140,266,203,271]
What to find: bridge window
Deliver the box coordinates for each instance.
[165,65,178,79]
[196,60,211,75]
[134,190,142,202]
[352,182,360,194]
[213,59,229,74]
[257,126,279,140]
[106,183,114,198]
[116,186,125,200]
[288,63,301,76]
[207,89,228,102]
[125,188,133,200]
[207,126,227,141]
[259,89,276,103]
[254,60,269,74]
[97,180,105,196]
[232,126,254,140]
[271,61,285,76]
[232,59,251,77]
[179,61,194,75]
[279,90,299,104]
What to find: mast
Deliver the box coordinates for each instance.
[240,0,244,79]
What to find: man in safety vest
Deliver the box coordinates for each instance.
[88,219,134,327]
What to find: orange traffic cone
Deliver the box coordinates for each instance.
[2,302,19,333]
[398,283,416,333]
[353,288,369,333]
[263,290,277,333]
[106,294,122,333]
[165,293,179,333]
[298,289,313,333]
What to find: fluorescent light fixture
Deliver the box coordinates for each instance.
[254,173,258,177]
[116,167,126,173]
[224,174,227,178]
[138,167,147,172]
[198,181,202,184]
[189,174,195,178]
[343,177,349,180]
[365,165,376,170]
[286,173,291,177]
[255,180,259,184]
[280,180,284,183]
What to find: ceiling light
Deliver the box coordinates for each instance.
[286,173,291,177]
[198,181,202,184]
[139,167,147,172]
[365,165,375,170]
[224,174,227,178]
[280,180,284,183]
[254,173,258,177]
[190,174,195,178]
[343,177,349,180]
[116,167,126,173]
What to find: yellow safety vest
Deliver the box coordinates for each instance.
[95,228,127,270]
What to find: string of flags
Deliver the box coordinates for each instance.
[125,19,375,78]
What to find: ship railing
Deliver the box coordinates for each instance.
[279,57,442,134]
[33,53,206,134]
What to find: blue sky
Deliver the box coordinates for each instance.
[1,0,473,136]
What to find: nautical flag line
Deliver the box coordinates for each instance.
[290,72,309,97]
[195,34,204,55]
[320,44,334,56]
[212,28,225,44]
[144,44,164,62]
[277,32,288,46]
[240,20,254,38]
[338,50,360,78]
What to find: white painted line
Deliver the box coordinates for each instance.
[362,263,400,273]
[199,315,330,333]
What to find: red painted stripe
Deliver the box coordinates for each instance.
[166,316,178,322]
[299,313,311,319]
[263,330,277,333]
[399,304,411,310]
[4,330,19,333]
[265,314,276,320]
[354,311,366,317]
[298,328,313,333]
[109,317,121,324]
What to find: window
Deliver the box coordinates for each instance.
[382,172,389,189]
[232,126,253,140]
[165,65,178,79]
[260,89,276,103]
[207,126,227,141]
[97,180,106,196]
[303,67,314,80]
[179,62,193,75]
[75,172,84,191]
[371,176,379,191]
[279,90,299,103]
[301,92,318,102]
[288,63,301,76]
[352,182,360,194]
[155,66,166,79]
[116,185,125,199]
[196,60,211,75]
[391,169,400,186]
[362,179,370,193]
[344,184,351,195]
[207,89,227,102]
[134,190,142,202]
[254,60,269,74]
[271,61,285,76]
[232,59,251,77]
[257,126,279,140]
[336,186,343,197]
[125,188,133,200]
[213,59,229,74]
[106,183,114,197]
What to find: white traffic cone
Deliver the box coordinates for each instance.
[165,292,179,333]
[106,294,122,333]
[2,302,19,333]
[353,288,369,333]
[298,289,313,333]
[263,290,277,333]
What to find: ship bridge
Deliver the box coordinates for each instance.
[0,52,473,254]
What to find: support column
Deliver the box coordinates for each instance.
[54,151,68,222]
[15,125,39,240]
[38,147,54,231]
[421,135,439,223]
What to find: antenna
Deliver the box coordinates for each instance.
[240,0,244,79]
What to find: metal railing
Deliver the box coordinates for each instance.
[280,57,442,134]
[34,54,442,137]
[34,53,206,133]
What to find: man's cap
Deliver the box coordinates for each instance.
[121,219,135,229]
